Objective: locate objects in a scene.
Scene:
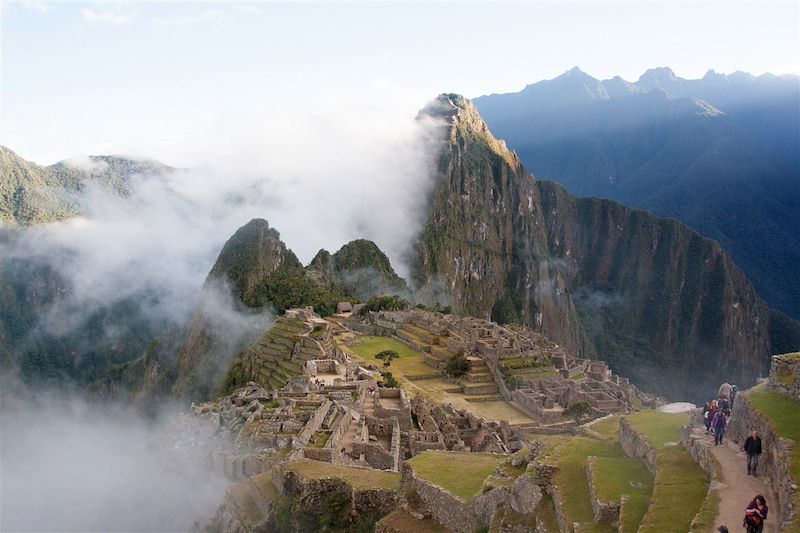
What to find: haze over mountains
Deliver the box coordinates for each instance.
[475,67,800,319]
[1,84,799,405]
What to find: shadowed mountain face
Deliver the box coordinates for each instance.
[413,94,800,400]
[474,68,800,319]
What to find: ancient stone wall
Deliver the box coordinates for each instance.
[585,456,620,524]
[400,462,478,533]
[768,353,800,401]
[619,418,658,475]
[292,399,332,450]
[728,394,796,530]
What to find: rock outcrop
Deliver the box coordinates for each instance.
[412,94,800,399]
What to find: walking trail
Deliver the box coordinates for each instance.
[690,423,778,533]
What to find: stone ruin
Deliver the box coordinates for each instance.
[768,352,800,401]
[348,308,660,426]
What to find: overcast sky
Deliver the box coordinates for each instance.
[2,1,798,166]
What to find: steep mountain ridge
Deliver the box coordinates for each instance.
[0,145,173,225]
[474,68,800,318]
[413,94,799,399]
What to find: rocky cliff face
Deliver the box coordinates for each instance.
[412,94,799,399]
[172,219,294,402]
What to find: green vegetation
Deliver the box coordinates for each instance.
[358,294,410,315]
[563,401,592,423]
[375,350,399,368]
[624,411,687,448]
[406,451,505,502]
[638,448,708,533]
[623,411,708,533]
[415,303,452,314]
[590,456,653,532]
[549,436,628,532]
[380,371,399,388]
[445,352,470,378]
[258,266,344,316]
[308,431,332,448]
[283,459,400,491]
[589,416,621,440]
[746,384,800,488]
[491,295,519,325]
[348,336,433,377]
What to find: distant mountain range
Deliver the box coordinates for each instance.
[0,146,173,226]
[474,67,800,319]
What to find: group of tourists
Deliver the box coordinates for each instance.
[716,494,769,532]
[707,380,770,532]
[702,380,739,445]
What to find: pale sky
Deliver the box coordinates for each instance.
[2,1,798,166]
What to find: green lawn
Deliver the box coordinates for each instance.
[589,415,621,440]
[549,437,626,532]
[624,411,687,449]
[348,336,435,376]
[406,451,506,502]
[746,383,800,528]
[638,448,708,533]
[623,411,708,533]
[590,456,653,532]
[283,459,400,491]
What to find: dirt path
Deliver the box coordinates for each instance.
[690,424,778,532]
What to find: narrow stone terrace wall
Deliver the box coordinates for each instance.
[728,394,796,530]
[400,462,478,533]
[768,353,800,401]
[619,418,658,475]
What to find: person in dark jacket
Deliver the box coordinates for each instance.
[703,401,713,433]
[744,495,768,533]
[712,410,727,445]
[744,431,763,476]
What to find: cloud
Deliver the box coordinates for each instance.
[0,382,228,532]
[151,14,194,27]
[20,0,49,14]
[62,154,109,174]
[81,6,138,25]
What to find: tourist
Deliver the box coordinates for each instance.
[744,431,763,476]
[744,495,768,533]
[712,409,727,445]
[731,383,738,409]
[719,396,731,416]
[719,381,732,402]
[703,402,713,433]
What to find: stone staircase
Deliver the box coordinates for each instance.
[460,356,499,396]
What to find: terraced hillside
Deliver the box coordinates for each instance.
[223,312,335,394]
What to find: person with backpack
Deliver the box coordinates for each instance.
[712,409,728,445]
[719,381,732,402]
[719,396,731,416]
[744,495,768,533]
[744,431,763,476]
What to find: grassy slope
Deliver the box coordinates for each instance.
[349,336,435,376]
[406,451,506,503]
[591,456,653,532]
[624,411,708,533]
[283,459,400,491]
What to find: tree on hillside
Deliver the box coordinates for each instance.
[563,401,592,423]
[445,351,470,378]
[380,371,399,388]
[375,350,399,368]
